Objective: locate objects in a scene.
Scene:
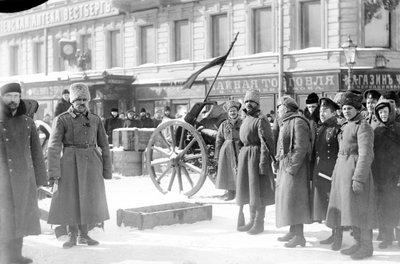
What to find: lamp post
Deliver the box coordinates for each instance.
[341,35,357,90]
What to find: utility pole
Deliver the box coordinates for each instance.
[278,0,284,97]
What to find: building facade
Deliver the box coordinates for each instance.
[0,0,399,119]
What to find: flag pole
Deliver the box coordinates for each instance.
[203,32,239,102]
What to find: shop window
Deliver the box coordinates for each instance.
[109,30,121,67]
[211,14,228,57]
[140,25,155,64]
[174,19,190,61]
[54,38,65,72]
[300,0,321,48]
[80,34,92,70]
[364,5,390,48]
[9,45,19,76]
[34,42,44,74]
[253,7,273,53]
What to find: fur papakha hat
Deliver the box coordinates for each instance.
[277,95,299,112]
[1,82,21,96]
[244,89,260,105]
[306,92,319,105]
[341,91,363,110]
[69,82,90,102]
[223,100,241,112]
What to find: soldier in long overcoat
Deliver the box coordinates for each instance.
[0,83,47,264]
[236,89,275,235]
[215,100,242,201]
[372,98,400,249]
[47,83,112,249]
[326,91,376,260]
[312,98,342,250]
[275,96,312,248]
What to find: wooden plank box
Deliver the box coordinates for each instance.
[113,128,155,151]
[116,202,212,230]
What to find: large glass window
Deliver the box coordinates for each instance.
[10,45,19,76]
[141,25,155,64]
[174,19,189,61]
[212,14,228,57]
[300,0,321,48]
[34,42,44,73]
[80,34,92,69]
[364,5,390,47]
[109,30,121,67]
[253,7,272,53]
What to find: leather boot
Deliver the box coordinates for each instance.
[10,238,32,264]
[278,225,295,242]
[351,229,373,260]
[224,190,236,201]
[78,225,99,246]
[237,206,256,232]
[331,227,343,251]
[285,224,306,248]
[247,206,265,235]
[341,226,360,255]
[63,225,78,249]
[236,206,245,229]
[320,229,335,245]
[378,227,393,249]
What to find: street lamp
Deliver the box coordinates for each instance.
[341,35,357,90]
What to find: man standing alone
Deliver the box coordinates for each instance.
[0,82,47,264]
[47,83,112,249]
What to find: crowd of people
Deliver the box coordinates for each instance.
[2,79,400,263]
[214,89,400,260]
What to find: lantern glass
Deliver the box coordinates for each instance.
[341,36,357,65]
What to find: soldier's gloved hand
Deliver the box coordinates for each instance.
[271,161,279,174]
[48,177,58,187]
[352,180,364,194]
[37,186,49,200]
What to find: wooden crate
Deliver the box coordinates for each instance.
[112,149,142,176]
[113,128,155,151]
[116,202,212,230]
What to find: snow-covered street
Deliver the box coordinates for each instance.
[26,176,400,264]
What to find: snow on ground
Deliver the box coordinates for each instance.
[26,175,400,264]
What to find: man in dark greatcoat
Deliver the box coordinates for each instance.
[0,82,47,264]
[312,98,342,250]
[236,89,275,235]
[104,108,123,144]
[54,89,72,117]
[47,83,112,249]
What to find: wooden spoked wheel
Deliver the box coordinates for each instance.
[146,120,208,197]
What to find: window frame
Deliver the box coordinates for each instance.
[173,19,190,62]
[108,29,122,68]
[139,24,156,65]
[9,45,20,76]
[250,5,274,54]
[363,5,392,48]
[33,41,44,74]
[295,0,326,50]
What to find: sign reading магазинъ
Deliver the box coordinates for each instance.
[0,0,118,37]
[209,72,339,95]
[341,69,400,91]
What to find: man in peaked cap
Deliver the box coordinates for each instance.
[47,82,112,249]
[363,89,381,128]
[236,89,275,235]
[0,82,47,264]
[313,97,343,250]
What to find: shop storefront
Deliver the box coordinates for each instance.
[22,71,134,120]
[341,68,400,93]
[134,81,206,118]
[208,70,340,114]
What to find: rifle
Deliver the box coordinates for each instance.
[231,139,245,228]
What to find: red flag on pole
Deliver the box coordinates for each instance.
[182,54,228,90]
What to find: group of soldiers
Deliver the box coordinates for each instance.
[2,78,400,263]
[214,88,400,260]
